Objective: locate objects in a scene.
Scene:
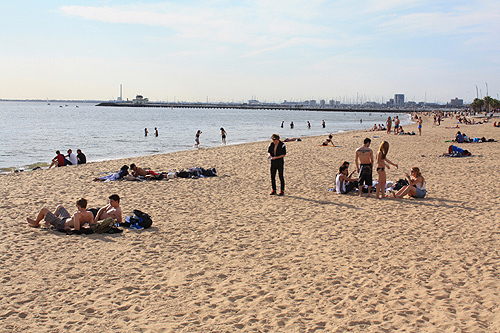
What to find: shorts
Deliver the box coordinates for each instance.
[413,188,426,198]
[44,206,71,230]
[418,125,422,129]
[358,164,373,187]
[395,124,399,129]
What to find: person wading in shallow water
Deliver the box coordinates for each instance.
[268,134,286,196]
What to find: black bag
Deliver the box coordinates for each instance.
[132,209,153,229]
[176,170,190,178]
[394,178,409,191]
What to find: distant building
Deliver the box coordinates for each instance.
[133,95,149,104]
[320,100,326,107]
[248,99,260,105]
[394,94,405,107]
[450,98,463,107]
[310,100,317,107]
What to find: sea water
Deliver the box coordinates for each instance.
[0,101,411,172]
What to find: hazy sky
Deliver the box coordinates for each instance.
[1,0,499,103]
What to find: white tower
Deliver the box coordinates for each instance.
[117,84,123,102]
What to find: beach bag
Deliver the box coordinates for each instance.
[202,168,217,177]
[91,217,115,233]
[176,170,190,178]
[132,209,153,229]
[394,179,409,191]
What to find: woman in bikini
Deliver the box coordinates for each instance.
[322,134,334,146]
[375,141,398,198]
[392,167,426,198]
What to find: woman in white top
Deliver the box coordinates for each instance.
[392,167,426,198]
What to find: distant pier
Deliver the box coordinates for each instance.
[96,102,412,113]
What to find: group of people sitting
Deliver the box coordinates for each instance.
[335,138,426,199]
[49,149,86,168]
[369,124,387,132]
[27,194,122,232]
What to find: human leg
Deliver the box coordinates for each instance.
[55,205,71,219]
[376,169,386,198]
[277,163,285,193]
[270,164,278,192]
[26,207,51,227]
[344,181,358,194]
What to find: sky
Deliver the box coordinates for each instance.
[1,0,499,104]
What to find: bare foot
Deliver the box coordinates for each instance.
[26,217,39,227]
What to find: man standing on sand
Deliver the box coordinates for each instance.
[27,198,94,231]
[355,138,374,197]
[94,194,122,224]
[417,116,423,136]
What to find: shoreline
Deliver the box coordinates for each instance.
[1,116,414,174]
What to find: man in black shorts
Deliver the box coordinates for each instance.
[355,138,374,197]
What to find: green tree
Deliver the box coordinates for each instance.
[470,98,484,112]
[484,96,494,112]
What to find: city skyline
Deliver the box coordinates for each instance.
[1,1,499,103]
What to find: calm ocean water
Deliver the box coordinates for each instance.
[0,101,410,171]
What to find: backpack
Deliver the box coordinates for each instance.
[393,178,409,191]
[129,209,153,229]
[91,217,115,233]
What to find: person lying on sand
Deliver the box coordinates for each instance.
[93,165,129,181]
[391,167,426,199]
[130,163,161,177]
[26,198,94,231]
[94,194,122,224]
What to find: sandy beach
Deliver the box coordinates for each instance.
[1,114,500,332]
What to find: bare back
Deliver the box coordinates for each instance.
[356,146,373,166]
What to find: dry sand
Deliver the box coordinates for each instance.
[1,114,500,332]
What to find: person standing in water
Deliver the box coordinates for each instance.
[220,127,227,145]
[195,130,202,148]
[144,128,148,137]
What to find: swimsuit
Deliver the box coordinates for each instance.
[376,167,385,172]
[358,164,373,187]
